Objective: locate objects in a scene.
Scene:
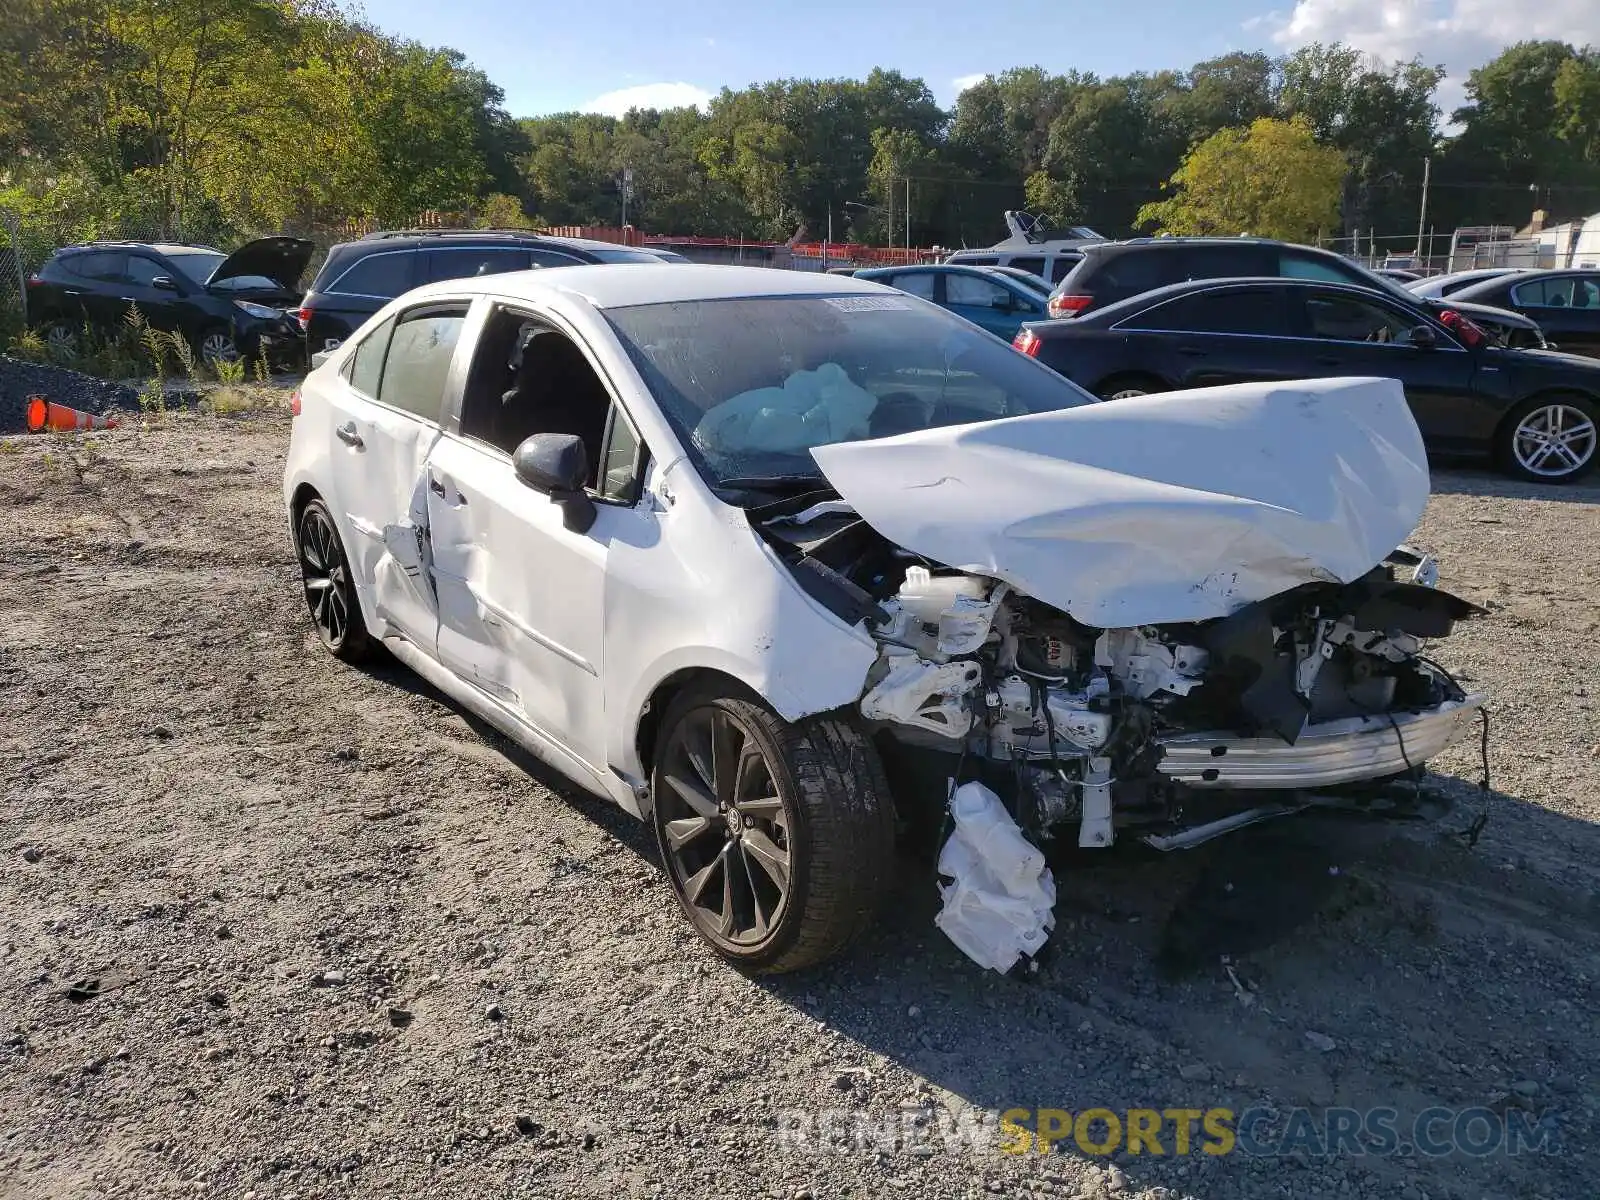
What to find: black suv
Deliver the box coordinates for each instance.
[297,230,672,359]
[1047,237,1547,349]
[27,237,313,365]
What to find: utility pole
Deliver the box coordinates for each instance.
[905,176,911,256]
[1414,156,1431,261]
[620,166,633,229]
[887,183,893,254]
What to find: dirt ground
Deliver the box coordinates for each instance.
[2,410,1597,1200]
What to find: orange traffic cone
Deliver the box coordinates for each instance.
[25,395,120,433]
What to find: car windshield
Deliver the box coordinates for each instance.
[605,294,1096,489]
[163,250,226,283]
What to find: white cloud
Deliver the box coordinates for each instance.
[1259,0,1600,118]
[952,73,988,94]
[580,82,713,118]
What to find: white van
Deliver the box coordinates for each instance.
[945,211,1107,285]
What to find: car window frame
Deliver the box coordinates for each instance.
[64,250,128,282]
[123,253,172,288]
[945,270,1013,309]
[887,270,938,301]
[449,299,651,508]
[1291,287,1464,350]
[1115,284,1290,337]
[326,249,418,300]
[419,245,536,285]
[373,300,473,424]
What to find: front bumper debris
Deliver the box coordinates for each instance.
[1154,694,1488,789]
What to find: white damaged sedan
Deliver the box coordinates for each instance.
[284,264,1487,973]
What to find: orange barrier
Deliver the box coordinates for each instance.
[25,395,121,433]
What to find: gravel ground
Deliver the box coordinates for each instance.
[2,411,1597,1200]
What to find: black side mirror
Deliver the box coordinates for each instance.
[512,432,596,534]
[151,275,179,292]
[1408,324,1437,349]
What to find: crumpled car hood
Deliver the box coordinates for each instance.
[809,377,1430,628]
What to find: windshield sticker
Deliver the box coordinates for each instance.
[824,295,913,312]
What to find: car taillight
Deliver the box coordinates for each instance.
[1048,293,1092,318]
[292,305,312,330]
[290,388,301,417]
[1013,328,1041,358]
[25,274,42,288]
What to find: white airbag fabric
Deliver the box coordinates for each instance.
[935,782,1056,974]
[811,377,1429,627]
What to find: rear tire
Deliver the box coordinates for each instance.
[1096,374,1167,402]
[651,684,897,974]
[295,498,375,663]
[1495,393,1598,483]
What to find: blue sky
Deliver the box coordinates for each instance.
[355,0,1600,120]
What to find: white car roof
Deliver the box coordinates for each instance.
[402,263,894,310]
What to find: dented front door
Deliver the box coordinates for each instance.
[423,431,610,769]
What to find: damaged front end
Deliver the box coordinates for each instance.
[758,509,1485,970]
[852,550,1484,849]
[750,379,1490,971]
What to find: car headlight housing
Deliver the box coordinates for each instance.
[234,300,281,319]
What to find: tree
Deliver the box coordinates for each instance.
[1281,43,1442,237]
[1137,115,1346,242]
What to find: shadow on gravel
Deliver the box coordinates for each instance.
[349,650,1598,1195]
[754,788,1600,1196]
[1430,463,1600,504]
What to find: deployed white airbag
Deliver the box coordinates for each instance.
[935,782,1057,973]
[811,377,1430,628]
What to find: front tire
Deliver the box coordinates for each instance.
[295,498,374,663]
[651,685,896,973]
[198,326,241,366]
[1496,393,1598,483]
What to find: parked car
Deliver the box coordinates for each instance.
[1044,235,1549,350]
[1406,267,1537,299]
[284,263,1486,972]
[27,237,312,365]
[985,265,1054,296]
[1014,276,1599,483]
[296,229,670,361]
[852,263,1048,338]
[1373,267,1421,283]
[1446,269,1600,358]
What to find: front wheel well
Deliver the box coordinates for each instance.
[635,668,764,777]
[289,483,321,530]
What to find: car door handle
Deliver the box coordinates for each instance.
[429,476,467,504]
[335,421,364,449]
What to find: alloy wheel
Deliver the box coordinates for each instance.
[1512,402,1598,479]
[1106,387,1149,400]
[298,505,351,649]
[657,704,793,949]
[201,331,240,364]
[44,323,78,353]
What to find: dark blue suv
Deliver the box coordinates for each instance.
[296,229,673,362]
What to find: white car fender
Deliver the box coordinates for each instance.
[601,458,879,786]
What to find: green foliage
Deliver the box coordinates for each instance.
[5,3,1600,260]
[1138,116,1348,241]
